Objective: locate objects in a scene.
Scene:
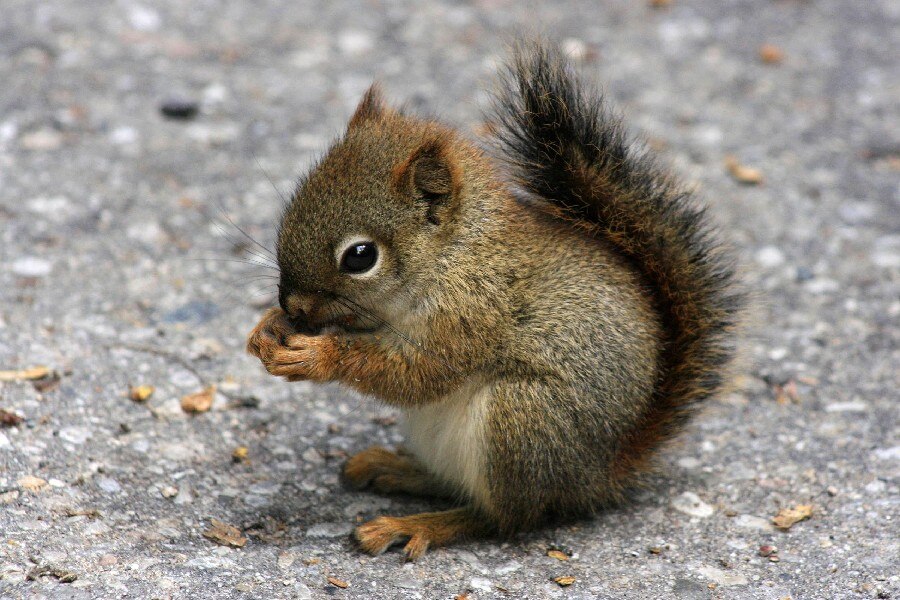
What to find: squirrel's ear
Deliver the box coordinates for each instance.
[395,137,460,225]
[347,84,386,130]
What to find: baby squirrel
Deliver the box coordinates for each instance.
[246,40,742,560]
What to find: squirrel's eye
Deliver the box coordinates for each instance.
[340,242,378,273]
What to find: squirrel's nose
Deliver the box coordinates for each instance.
[280,293,316,319]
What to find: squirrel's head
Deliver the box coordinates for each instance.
[275,85,484,333]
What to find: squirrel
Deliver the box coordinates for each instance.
[245,40,742,560]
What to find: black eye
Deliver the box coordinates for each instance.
[340,242,378,273]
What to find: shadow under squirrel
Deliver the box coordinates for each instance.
[246,40,743,560]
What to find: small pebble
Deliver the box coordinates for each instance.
[20,129,62,151]
[160,99,199,120]
[97,477,122,494]
[756,246,785,268]
[672,491,714,518]
[470,577,493,592]
[18,476,47,492]
[305,522,353,538]
[733,514,775,532]
[98,554,118,567]
[824,400,867,413]
[11,257,52,278]
[759,44,785,64]
[795,266,814,282]
[337,30,374,55]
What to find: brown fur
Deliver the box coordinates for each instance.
[246,40,742,557]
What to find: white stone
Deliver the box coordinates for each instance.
[277,551,297,570]
[301,447,323,464]
[337,30,374,55]
[11,256,52,277]
[173,483,192,505]
[677,456,702,469]
[129,6,161,31]
[58,426,91,444]
[825,400,868,413]
[186,123,239,145]
[672,491,714,518]
[804,278,839,294]
[97,477,122,494]
[470,577,494,592]
[110,126,138,145]
[20,129,62,150]
[306,522,353,538]
[495,560,522,575]
[768,347,788,361]
[202,83,228,106]
[698,566,748,586]
[126,221,164,245]
[732,514,774,531]
[872,235,900,268]
[0,121,18,144]
[27,195,71,215]
[872,446,900,461]
[864,479,886,494]
[756,246,785,268]
[159,441,204,461]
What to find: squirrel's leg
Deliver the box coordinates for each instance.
[353,507,486,561]
[343,447,446,497]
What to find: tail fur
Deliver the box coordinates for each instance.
[490,41,744,482]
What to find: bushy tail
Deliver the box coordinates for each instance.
[490,41,743,480]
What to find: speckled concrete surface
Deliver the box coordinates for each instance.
[1,1,898,599]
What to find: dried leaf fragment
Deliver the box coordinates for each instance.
[63,508,101,519]
[725,156,765,185]
[26,565,77,583]
[554,576,576,587]
[129,385,155,403]
[773,504,813,530]
[18,475,48,492]
[0,366,50,381]
[327,576,349,589]
[203,518,247,547]
[759,44,785,64]
[181,385,215,413]
[547,549,570,561]
[232,446,249,462]
[0,408,24,427]
[774,380,801,405]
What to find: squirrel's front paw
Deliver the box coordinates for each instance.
[246,307,293,359]
[247,309,338,382]
[264,333,338,382]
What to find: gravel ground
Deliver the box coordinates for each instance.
[1,1,898,599]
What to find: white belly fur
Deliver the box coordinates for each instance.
[403,379,492,509]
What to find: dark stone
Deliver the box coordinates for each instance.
[159,98,199,120]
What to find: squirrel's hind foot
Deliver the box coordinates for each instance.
[343,446,442,497]
[353,508,483,561]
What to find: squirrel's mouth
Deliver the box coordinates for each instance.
[287,311,381,336]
